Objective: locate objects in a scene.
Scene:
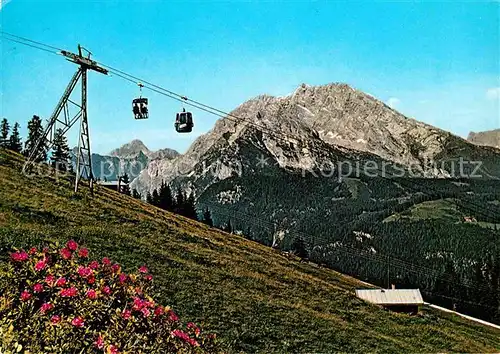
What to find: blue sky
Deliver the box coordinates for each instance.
[1,0,499,154]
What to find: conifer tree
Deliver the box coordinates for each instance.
[50,128,71,172]
[245,227,252,240]
[158,181,174,211]
[202,208,213,227]
[174,188,185,214]
[223,219,233,233]
[120,174,131,196]
[24,115,47,162]
[132,189,141,200]
[8,123,22,153]
[151,188,160,206]
[291,237,308,259]
[183,192,198,220]
[146,191,153,204]
[0,118,10,148]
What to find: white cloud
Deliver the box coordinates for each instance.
[386,97,401,108]
[0,0,12,11]
[486,87,500,101]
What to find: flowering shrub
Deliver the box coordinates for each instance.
[0,241,218,353]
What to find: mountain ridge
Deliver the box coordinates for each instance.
[468,129,500,149]
[131,82,500,195]
[71,140,180,181]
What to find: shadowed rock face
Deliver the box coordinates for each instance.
[130,83,500,197]
[468,129,500,149]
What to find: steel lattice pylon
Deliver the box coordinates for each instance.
[23,45,108,193]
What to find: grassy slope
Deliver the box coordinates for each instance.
[383,200,463,223]
[0,149,499,353]
[384,199,500,230]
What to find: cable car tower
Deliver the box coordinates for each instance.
[24,45,108,193]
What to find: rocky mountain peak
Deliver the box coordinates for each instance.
[109,139,151,158]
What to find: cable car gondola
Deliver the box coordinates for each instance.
[175,108,194,133]
[133,98,148,119]
[133,83,148,119]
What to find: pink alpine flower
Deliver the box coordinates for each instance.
[34,259,47,272]
[89,260,99,269]
[87,275,96,284]
[94,335,105,349]
[66,239,78,251]
[86,289,97,299]
[42,246,50,254]
[71,316,85,328]
[111,263,121,273]
[168,310,179,322]
[102,257,111,266]
[122,309,131,320]
[33,283,44,293]
[60,248,72,260]
[45,274,55,286]
[78,247,89,258]
[145,274,153,281]
[133,297,145,310]
[77,266,93,278]
[171,329,199,347]
[20,290,32,301]
[102,286,111,296]
[141,307,151,318]
[119,273,127,283]
[60,287,78,297]
[138,265,148,273]
[154,305,164,316]
[29,247,38,255]
[107,344,119,354]
[10,250,28,262]
[171,329,190,341]
[40,302,54,314]
[50,315,61,324]
[187,322,201,336]
[55,277,67,287]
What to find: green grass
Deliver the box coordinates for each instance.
[0,148,499,353]
[384,199,463,223]
[384,199,500,231]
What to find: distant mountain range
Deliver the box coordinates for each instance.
[130,83,500,196]
[71,140,179,182]
[468,129,500,149]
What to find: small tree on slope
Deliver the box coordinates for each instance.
[50,128,72,172]
[24,115,47,162]
[8,122,22,153]
[0,118,10,148]
[201,208,213,227]
[120,173,131,196]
